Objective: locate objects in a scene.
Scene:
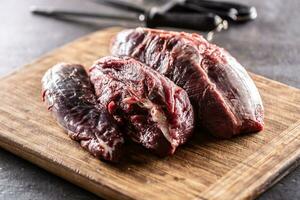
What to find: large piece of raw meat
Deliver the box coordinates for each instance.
[90,56,194,156]
[111,27,264,138]
[42,63,124,162]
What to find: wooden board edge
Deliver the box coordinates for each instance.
[0,27,122,82]
[0,134,133,200]
[199,120,300,200]
[258,158,300,197]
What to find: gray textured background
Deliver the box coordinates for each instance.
[0,0,299,199]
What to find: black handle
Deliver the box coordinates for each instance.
[162,3,237,22]
[185,0,257,22]
[145,12,222,31]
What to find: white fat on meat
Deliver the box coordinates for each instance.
[140,99,175,148]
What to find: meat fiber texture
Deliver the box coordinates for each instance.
[42,58,194,161]
[89,56,194,156]
[111,27,264,138]
[42,63,124,162]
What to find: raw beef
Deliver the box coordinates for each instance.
[111,27,264,138]
[42,63,124,162]
[89,56,194,156]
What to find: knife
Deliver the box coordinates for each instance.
[31,1,223,32]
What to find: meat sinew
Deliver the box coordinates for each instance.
[111,27,264,138]
[90,56,194,156]
[42,63,124,162]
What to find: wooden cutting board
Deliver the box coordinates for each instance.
[0,27,300,200]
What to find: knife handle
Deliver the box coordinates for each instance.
[185,0,257,21]
[145,12,222,31]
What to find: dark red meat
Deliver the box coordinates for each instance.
[42,63,124,162]
[90,56,194,156]
[111,27,264,138]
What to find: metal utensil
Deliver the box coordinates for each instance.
[31,0,256,40]
[31,1,224,32]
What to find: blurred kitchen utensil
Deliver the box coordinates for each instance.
[31,0,256,40]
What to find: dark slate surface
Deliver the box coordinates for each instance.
[0,0,299,199]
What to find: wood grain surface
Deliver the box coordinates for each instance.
[0,27,299,200]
